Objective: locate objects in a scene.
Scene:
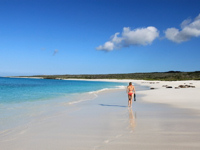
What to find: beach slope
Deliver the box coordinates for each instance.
[1,80,200,150]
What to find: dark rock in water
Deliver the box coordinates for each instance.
[179,85,186,88]
[150,87,155,90]
[166,86,172,88]
[179,85,195,88]
[150,82,155,84]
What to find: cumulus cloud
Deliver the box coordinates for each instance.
[122,27,159,46]
[53,49,59,56]
[96,26,159,51]
[165,14,200,43]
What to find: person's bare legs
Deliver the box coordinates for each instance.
[128,95,133,107]
[128,95,130,107]
[130,94,133,106]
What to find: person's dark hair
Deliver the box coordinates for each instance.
[129,82,132,85]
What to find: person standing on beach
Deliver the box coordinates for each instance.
[127,82,136,107]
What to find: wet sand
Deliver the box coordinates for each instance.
[1,82,200,150]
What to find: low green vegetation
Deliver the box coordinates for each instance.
[21,71,200,81]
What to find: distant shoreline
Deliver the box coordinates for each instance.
[4,76,44,79]
[7,71,200,81]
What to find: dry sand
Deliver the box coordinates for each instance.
[1,79,200,150]
[135,80,200,112]
[67,79,200,112]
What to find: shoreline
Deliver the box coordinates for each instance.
[5,76,200,112]
[2,77,200,112]
[67,79,200,112]
[1,79,200,149]
[1,82,200,149]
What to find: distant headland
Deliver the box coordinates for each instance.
[12,71,200,81]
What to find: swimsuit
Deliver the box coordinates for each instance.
[128,93,133,96]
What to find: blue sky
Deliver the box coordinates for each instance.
[0,0,200,76]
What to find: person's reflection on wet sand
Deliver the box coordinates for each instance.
[128,107,136,130]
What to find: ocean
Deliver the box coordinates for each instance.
[0,77,127,132]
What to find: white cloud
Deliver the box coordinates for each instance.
[165,14,200,43]
[96,26,159,51]
[96,41,115,51]
[96,32,123,51]
[122,26,159,46]
[180,18,191,29]
[111,32,123,44]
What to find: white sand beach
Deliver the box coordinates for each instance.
[135,80,200,112]
[1,79,200,150]
[67,79,200,112]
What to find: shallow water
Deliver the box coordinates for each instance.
[0,77,127,103]
[0,77,127,131]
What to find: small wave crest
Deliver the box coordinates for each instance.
[116,85,126,89]
[66,86,126,105]
[67,93,98,105]
[89,85,126,94]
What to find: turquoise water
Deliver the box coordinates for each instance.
[0,77,127,104]
[0,77,127,131]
